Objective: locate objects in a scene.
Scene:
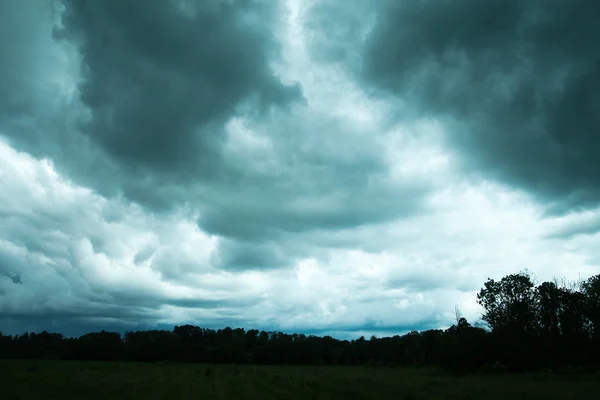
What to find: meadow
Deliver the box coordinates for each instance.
[1,360,598,400]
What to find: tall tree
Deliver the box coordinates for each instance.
[477,272,537,335]
[536,281,561,339]
[581,274,600,339]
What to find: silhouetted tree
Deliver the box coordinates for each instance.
[582,275,600,339]
[477,272,537,335]
[77,330,122,361]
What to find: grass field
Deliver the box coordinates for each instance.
[1,360,598,400]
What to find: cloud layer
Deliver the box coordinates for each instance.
[1,0,599,338]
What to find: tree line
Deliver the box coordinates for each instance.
[1,272,599,373]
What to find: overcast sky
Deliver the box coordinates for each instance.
[1,0,599,339]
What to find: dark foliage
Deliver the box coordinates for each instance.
[2,272,599,373]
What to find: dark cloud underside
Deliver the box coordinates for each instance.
[353,0,600,213]
[55,0,301,175]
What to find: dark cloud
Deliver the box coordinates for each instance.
[195,108,430,244]
[0,0,56,121]
[0,0,129,207]
[10,273,22,285]
[387,271,475,294]
[108,290,260,311]
[387,275,445,293]
[545,211,600,239]
[318,0,600,213]
[0,250,22,285]
[1,0,429,243]
[0,271,22,285]
[197,186,415,240]
[1,0,303,214]
[54,0,301,176]
[0,0,62,145]
[213,238,286,271]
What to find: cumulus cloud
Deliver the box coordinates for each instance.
[3,138,597,337]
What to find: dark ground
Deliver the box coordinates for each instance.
[1,360,598,400]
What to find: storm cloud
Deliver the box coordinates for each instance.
[308,0,600,213]
[55,0,302,173]
[1,0,599,337]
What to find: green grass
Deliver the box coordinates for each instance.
[0,360,598,399]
